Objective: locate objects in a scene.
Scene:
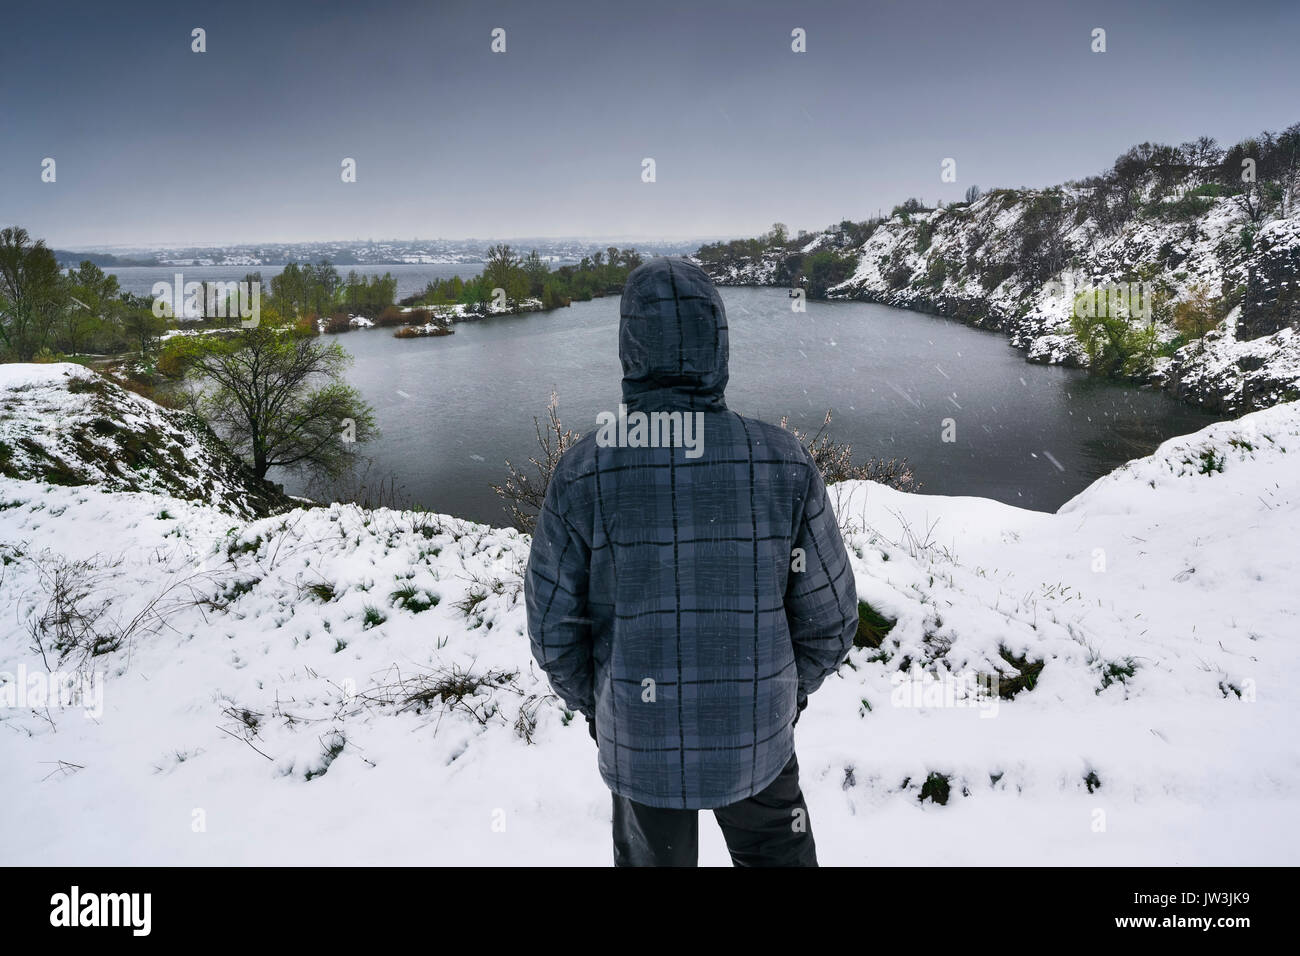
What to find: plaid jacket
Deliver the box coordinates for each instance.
[525,257,858,809]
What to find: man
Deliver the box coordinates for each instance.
[525,257,858,867]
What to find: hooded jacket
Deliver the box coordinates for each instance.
[525,257,858,809]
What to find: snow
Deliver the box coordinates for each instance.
[709,190,1300,412]
[0,361,95,391]
[0,363,280,519]
[2,367,1298,865]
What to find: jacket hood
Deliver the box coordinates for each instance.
[619,257,728,413]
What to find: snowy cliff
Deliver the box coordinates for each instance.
[697,163,1300,415]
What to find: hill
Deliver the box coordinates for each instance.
[0,363,292,519]
[696,126,1300,414]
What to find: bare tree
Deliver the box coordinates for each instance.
[492,390,579,533]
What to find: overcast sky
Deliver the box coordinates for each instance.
[1,0,1296,248]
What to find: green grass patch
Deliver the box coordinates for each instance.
[919,771,951,805]
[854,600,895,649]
[994,646,1045,699]
[307,583,336,602]
[1098,657,1138,693]
[391,583,438,614]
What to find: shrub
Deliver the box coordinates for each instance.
[923,256,948,288]
[373,306,403,327]
[1069,295,1160,378]
[1142,193,1214,221]
[323,312,352,334]
[891,197,931,218]
[885,262,914,290]
[779,410,920,491]
[980,262,1015,292]
[492,390,580,533]
[1171,283,1226,346]
[914,221,934,253]
[802,249,856,297]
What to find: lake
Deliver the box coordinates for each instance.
[284,286,1223,526]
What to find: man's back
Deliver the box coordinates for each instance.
[525,257,858,811]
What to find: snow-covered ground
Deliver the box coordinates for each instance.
[1,365,1297,865]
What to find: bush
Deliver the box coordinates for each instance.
[1171,284,1226,346]
[1070,304,1159,378]
[1142,193,1214,222]
[891,197,931,218]
[914,221,934,253]
[803,250,856,297]
[885,262,913,290]
[980,262,1015,292]
[778,410,919,491]
[374,305,409,327]
[323,312,352,334]
[923,256,949,288]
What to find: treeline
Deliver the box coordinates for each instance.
[269,262,397,319]
[401,244,645,314]
[695,222,870,297]
[696,124,1300,303]
[1074,128,1300,231]
[0,227,168,361]
[0,229,404,362]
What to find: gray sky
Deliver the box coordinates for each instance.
[1,0,1296,248]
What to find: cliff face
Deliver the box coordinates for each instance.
[697,182,1300,415]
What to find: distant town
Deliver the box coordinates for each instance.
[49,236,712,269]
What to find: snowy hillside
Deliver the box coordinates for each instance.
[697,169,1300,415]
[0,363,290,520]
[833,197,1300,413]
[2,364,1297,864]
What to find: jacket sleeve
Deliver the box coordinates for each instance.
[525,470,596,717]
[785,450,859,698]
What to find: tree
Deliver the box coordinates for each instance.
[1171,284,1226,353]
[308,260,342,315]
[0,227,66,360]
[964,185,982,204]
[120,293,167,357]
[170,316,377,481]
[492,390,579,532]
[61,261,121,355]
[483,244,521,298]
[522,250,550,293]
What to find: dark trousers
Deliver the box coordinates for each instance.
[611,752,817,867]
